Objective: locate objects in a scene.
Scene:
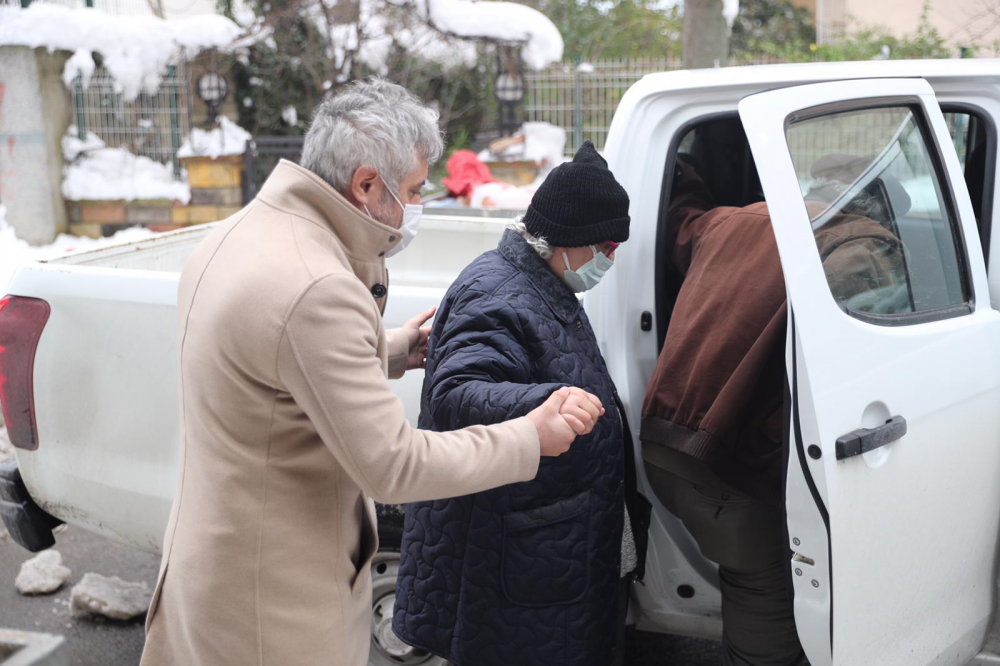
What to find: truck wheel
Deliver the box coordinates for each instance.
[369,514,450,666]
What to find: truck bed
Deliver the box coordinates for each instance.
[4,210,515,553]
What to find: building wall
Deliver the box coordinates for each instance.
[816,0,1000,48]
[0,46,71,244]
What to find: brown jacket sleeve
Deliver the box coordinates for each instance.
[276,274,541,504]
[665,160,721,276]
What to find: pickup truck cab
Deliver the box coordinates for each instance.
[4,59,1000,666]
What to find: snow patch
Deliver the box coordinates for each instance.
[723,0,739,26]
[71,573,151,620]
[61,126,106,162]
[282,105,299,127]
[577,62,595,74]
[16,551,72,596]
[63,48,96,90]
[0,203,155,294]
[178,116,251,160]
[396,0,564,69]
[62,128,191,203]
[0,4,242,101]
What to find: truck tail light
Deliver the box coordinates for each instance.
[0,296,50,451]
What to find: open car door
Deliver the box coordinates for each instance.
[739,78,1000,666]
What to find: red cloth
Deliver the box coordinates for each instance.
[441,149,493,198]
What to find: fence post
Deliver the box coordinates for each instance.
[74,74,87,141]
[243,139,256,205]
[573,55,583,153]
[167,64,181,178]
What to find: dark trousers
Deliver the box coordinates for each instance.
[611,576,629,666]
[645,464,805,666]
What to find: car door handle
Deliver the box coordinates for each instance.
[835,416,907,461]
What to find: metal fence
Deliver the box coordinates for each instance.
[72,62,191,176]
[523,56,786,153]
[243,136,305,204]
[523,58,677,154]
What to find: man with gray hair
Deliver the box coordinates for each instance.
[139,79,603,666]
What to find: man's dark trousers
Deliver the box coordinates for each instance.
[645,464,806,666]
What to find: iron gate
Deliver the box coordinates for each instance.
[243,136,306,204]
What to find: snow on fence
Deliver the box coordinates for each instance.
[71,61,191,177]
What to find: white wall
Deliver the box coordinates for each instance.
[0,46,71,245]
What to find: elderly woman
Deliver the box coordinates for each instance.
[392,142,647,666]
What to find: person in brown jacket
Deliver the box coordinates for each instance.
[139,79,604,666]
[641,153,909,666]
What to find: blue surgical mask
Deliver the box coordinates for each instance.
[364,176,423,258]
[562,246,614,292]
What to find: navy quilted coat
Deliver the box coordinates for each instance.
[392,230,626,666]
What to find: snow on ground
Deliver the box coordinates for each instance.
[62,129,191,204]
[0,4,242,101]
[0,203,155,294]
[15,551,72,596]
[71,573,150,620]
[178,116,251,160]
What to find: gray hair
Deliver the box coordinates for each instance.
[301,78,445,195]
[507,217,553,259]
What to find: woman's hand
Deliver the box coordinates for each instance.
[402,306,436,370]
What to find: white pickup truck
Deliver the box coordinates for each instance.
[5,59,1000,666]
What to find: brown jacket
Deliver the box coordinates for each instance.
[139,161,541,666]
[641,162,907,504]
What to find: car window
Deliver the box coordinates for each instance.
[785,106,970,321]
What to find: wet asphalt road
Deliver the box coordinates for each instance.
[0,528,719,666]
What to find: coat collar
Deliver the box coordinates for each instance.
[256,160,402,261]
[498,229,581,323]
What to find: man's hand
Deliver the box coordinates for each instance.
[402,306,436,370]
[527,387,604,457]
[557,387,605,433]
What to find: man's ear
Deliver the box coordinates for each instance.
[351,166,380,208]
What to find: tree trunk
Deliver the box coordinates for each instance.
[683,0,729,69]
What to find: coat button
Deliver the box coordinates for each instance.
[371,284,387,298]
[389,235,396,242]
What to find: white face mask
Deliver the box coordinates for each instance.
[364,177,423,259]
[562,246,614,292]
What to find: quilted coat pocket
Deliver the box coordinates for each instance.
[501,489,594,607]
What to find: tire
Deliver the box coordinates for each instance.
[369,508,450,666]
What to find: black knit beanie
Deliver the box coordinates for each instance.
[522,141,630,247]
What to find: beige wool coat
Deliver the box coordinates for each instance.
[139,160,542,666]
